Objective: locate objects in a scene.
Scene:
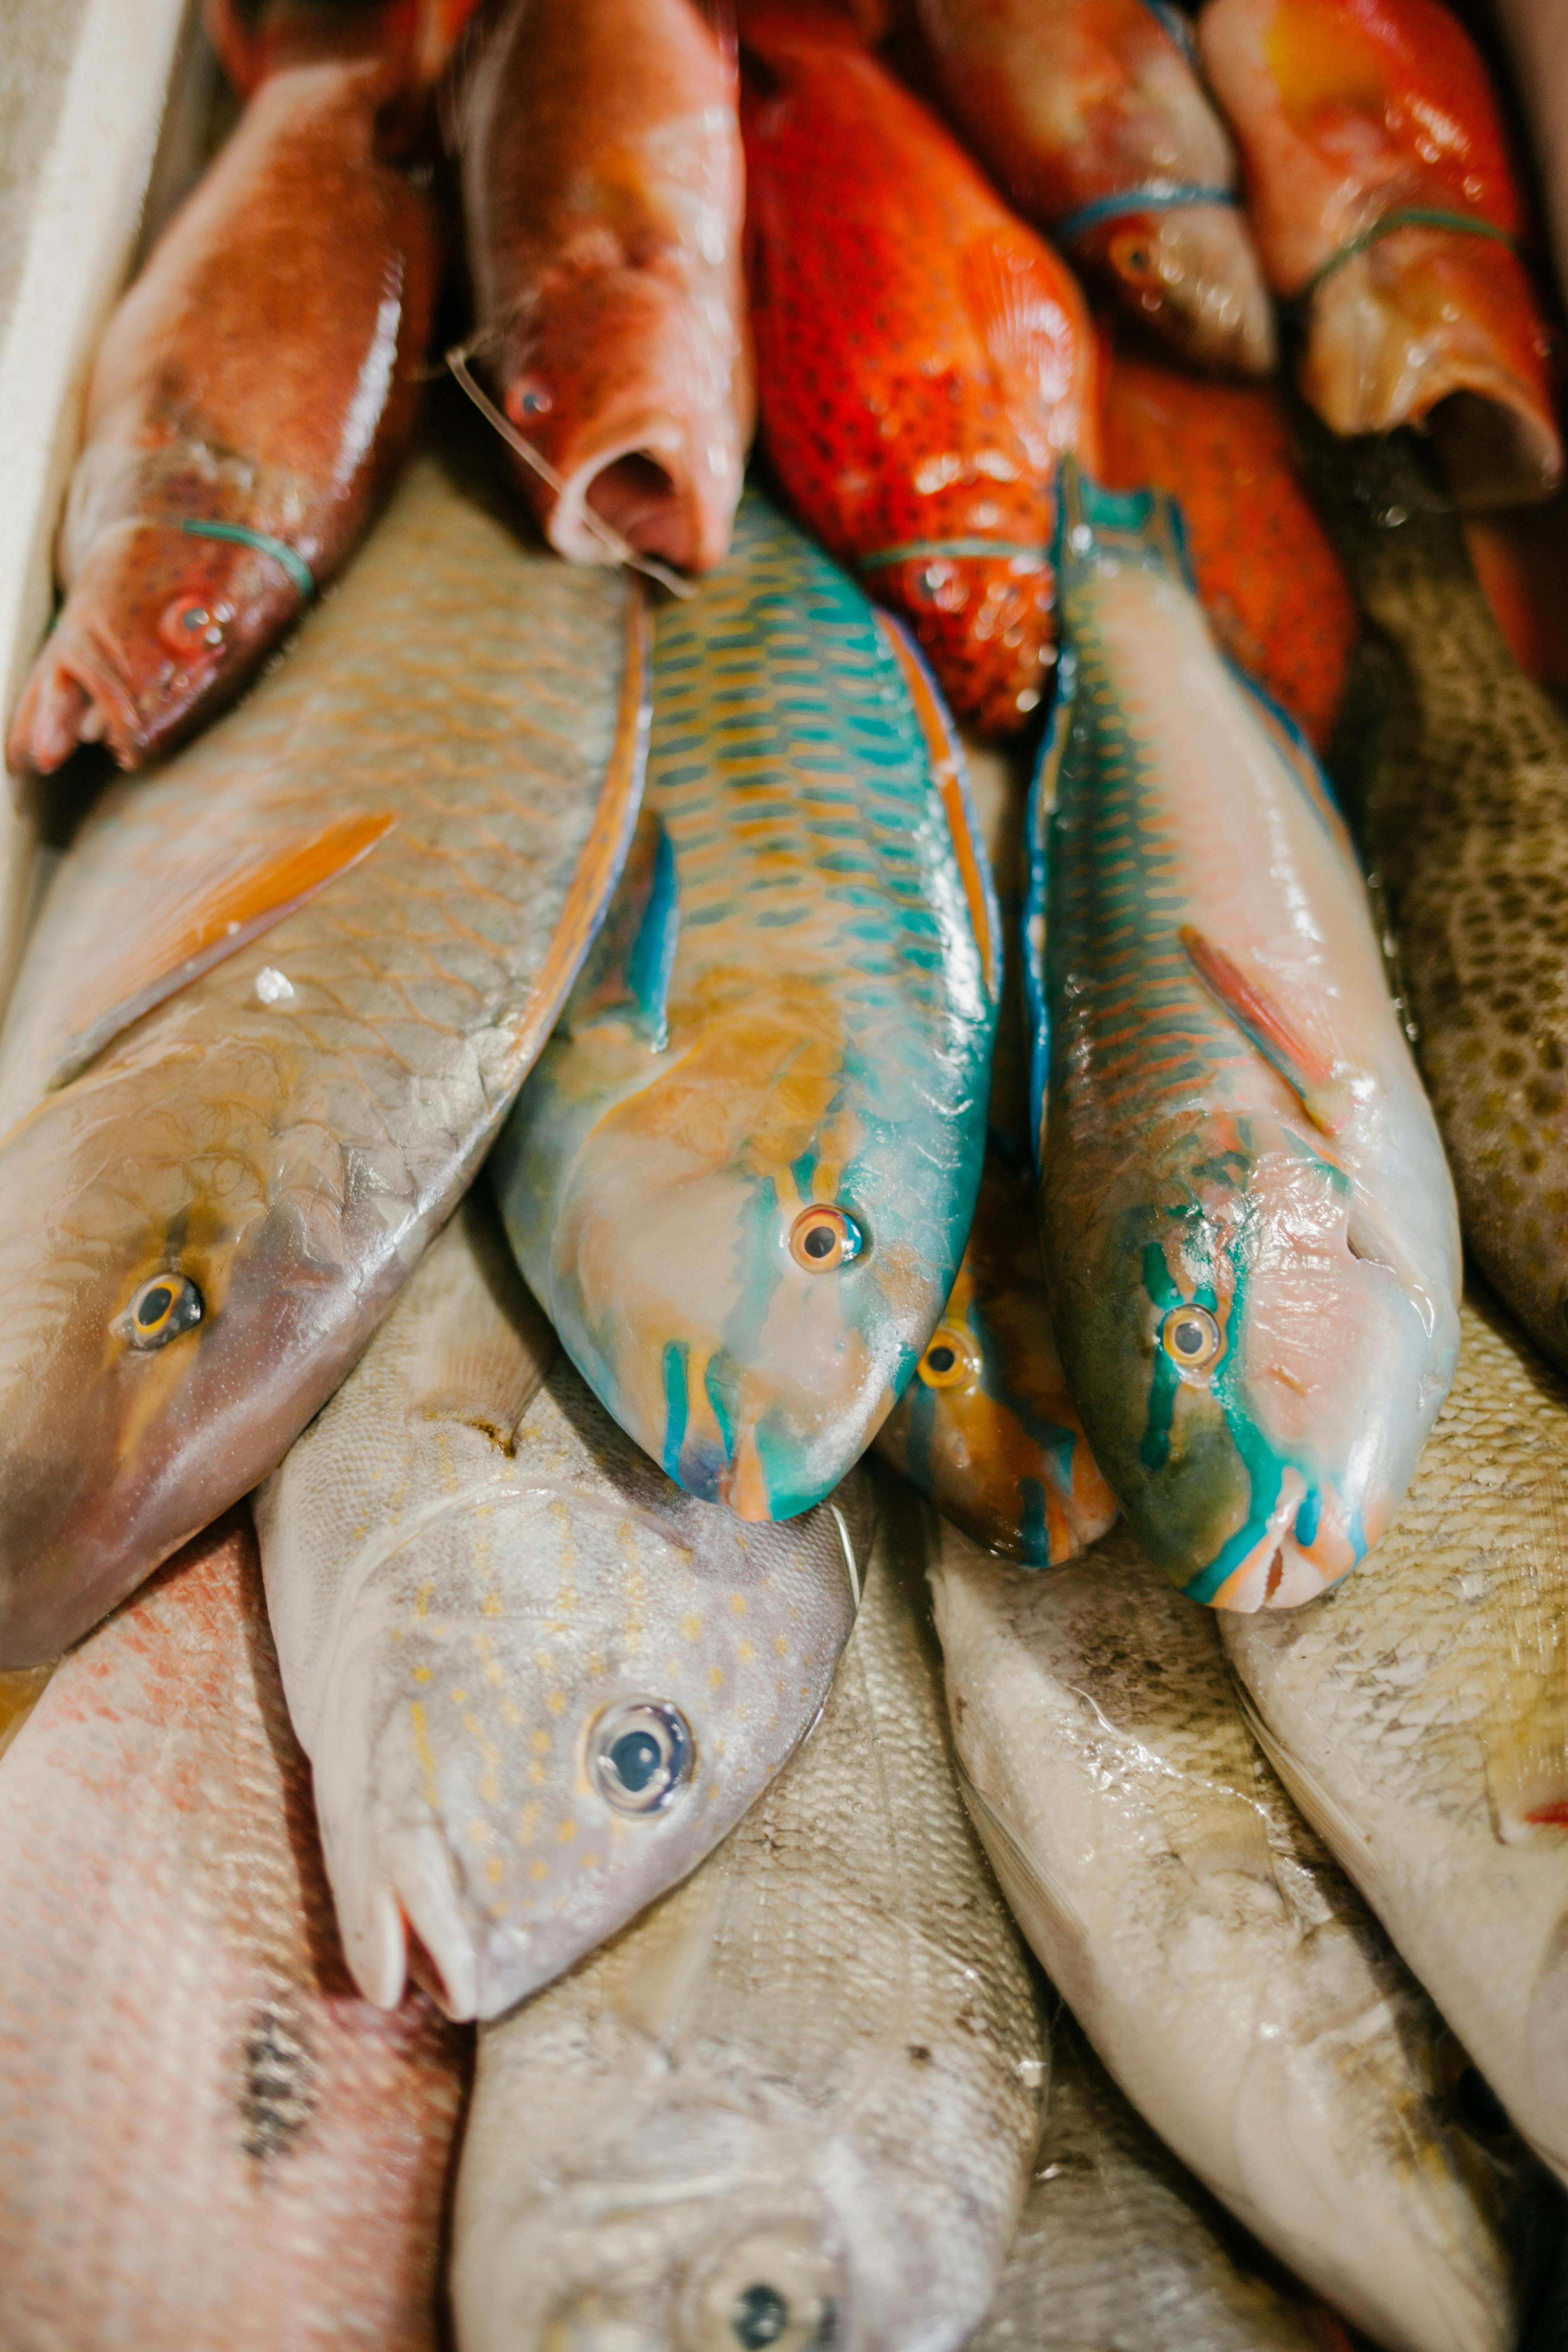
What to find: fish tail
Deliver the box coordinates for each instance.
[1053,461,1198,603]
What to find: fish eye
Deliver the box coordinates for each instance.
[160,595,225,656]
[683,2228,839,2352]
[1160,1303,1222,1372]
[587,1698,694,1815]
[121,1272,204,1351]
[788,1204,864,1273]
[917,1323,976,1390]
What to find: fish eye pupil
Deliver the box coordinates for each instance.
[803,1225,835,1260]
[1173,1319,1204,1356]
[184,606,209,631]
[137,1284,174,1326]
[589,1699,693,1815]
[731,2285,789,2349]
[608,1728,662,1793]
[926,1344,955,1374]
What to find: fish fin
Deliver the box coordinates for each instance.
[1224,1659,1382,1890]
[1055,461,1197,601]
[47,810,397,1090]
[556,803,678,1052]
[961,230,1077,402]
[1024,650,1076,1171]
[876,613,1002,1006]
[1179,926,1355,1136]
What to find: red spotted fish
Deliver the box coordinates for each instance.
[492,488,1000,1524]
[0,1513,466,2349]
[0,438,647,1667]
[740,5,1100,735]
[912,0,1277,375]
[1031,466,1460,1609]
[1199,0,1562,508]
[7,55,439,776]
[454,0,753,578]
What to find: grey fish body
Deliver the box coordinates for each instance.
[1225,1288,1568,2196]
[255,1196,868,2023]
[929,1520,1517,2352]
[972,2010,1320,2352]
[0,436,647,1664]
[451,1478,1044,2352]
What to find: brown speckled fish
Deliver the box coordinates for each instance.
[455,0,753,576]
[0,437,647,1668]
[0,1513,466,2350]
[7,53,438,776]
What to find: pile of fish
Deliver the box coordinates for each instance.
[4,0,1568,2342]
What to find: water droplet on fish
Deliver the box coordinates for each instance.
[255,967,295,1006]
[1068,524,1092,553]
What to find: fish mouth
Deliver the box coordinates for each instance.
[544,420,715,575]
[5,620,144,776]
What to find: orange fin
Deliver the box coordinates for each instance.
[877,613,1002,1005]
[1180,926,1353,1135]
[49,810,396,1090]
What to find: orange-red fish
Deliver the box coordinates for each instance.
[1101,348,1359,746]
[1199,0,1562,507]
[7,57,438,777]
[455,0,753,577]
[741,6,1100,734]
[206,0,484,93]
[912,0,1277,376]
[0,1514,466,2349]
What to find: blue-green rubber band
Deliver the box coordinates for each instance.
[1054,183,1238,244]
[179,518,315,601]
[861,538,1047,573]
[1295,206,1517,306]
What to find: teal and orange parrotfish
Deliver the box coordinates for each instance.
[1199,0,1562,509]
[1031,465,1460,1609]
[492,488,1001,1523]
[739,5,1100,737]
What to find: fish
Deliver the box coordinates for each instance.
[454,0,753,578]
[740,5,1100,735]
[1101,347,1359,749]
[0,435,648,1668]
[0,1511,467,2349]
[6,54,440,778]
[1462,499,1568,700]
[970,2006,1327,2352]
[206,0,486,94]
[1493,0,1568,314]
[1198,0,1561,510]
[1031,464,1460,1608]
[255,1193,871,2022]
[493,487,999,1524]
[1223,1286,1568,2197]
[1303,426,1568,1378]
[911,0,1276,376]
[449,1473,1044,2352]
[928,1515,1522,2352]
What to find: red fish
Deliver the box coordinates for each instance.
[1199,0,1562,507]
[206,0,485,94]
[7,57,438,777]
[911,0,1277,376]
[454,0,753,578]
[741,7,1100,734]
[1101,348,1359,746]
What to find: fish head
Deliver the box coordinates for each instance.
[867,547,1055,736]
[6,518,304,775]
[0,1043,387,1664]
[1076,202,1278,377]
[1049,1109,1458,1608]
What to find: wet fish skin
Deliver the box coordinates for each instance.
[1224,1287,1568,2195]
[913,0,1276,376]
[0,1512,466,2352]
[0,443,647,1668]
[7,57,439,777]
[1493,0,1568,312]
[206,0,485,93]
[1199,0,1560,509]
[451,1475,1044,2352]
[740,6,1099,735]
[1033,465,1459,1608]
[256,1194,869,2023]
[494,489,998,1524]
[929,1517,1520,2352]
[972,2007,1324,2352]
[457,0,753,576]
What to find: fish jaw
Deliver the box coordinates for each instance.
[7,520,302,775]
[1304,233,1562,508]
[1076,203,1279,377]
[1044,1114,1458,1609]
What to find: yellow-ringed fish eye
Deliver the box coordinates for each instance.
[121,1272,204,1351]
[587,1698,694,1816]
[684,2229,841,2352]
[1160,1302,1222,1373]
[917,1323,977,1390]
[788,1204,864,1274]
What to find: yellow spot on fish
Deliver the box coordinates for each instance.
[486,1857,505,1884]
[580,1852,600,1870]
[738,1641,755,1664]
[775,1636,789,1656]
[415,1580,435,1621]
[409,1701,440,1811]
[547,1690,566,1716]
[470,1818,491,1845]
[730,1594,747,1616]
[531,1729,551,1756]
[588,1652,604,1678]
[558,1820,578,1844]
[482,1591,503,1618]
[709,1666,723,1689]
[682,1614,702,1641]
[412,1664,432,1684]
[518,1802,541,1845]
[451,1687,468,1705]
[531,1859,549,1883]
[528,1763,547,1786]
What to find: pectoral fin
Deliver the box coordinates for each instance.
[1180,926,1354,1135]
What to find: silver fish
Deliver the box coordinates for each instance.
[450,1475,1043,2352]
[928,1519,1518,2352]
[1225,1288,1568,2196]
[255,1194,869,2022]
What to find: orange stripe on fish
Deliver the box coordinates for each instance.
[878,615,1002,1003]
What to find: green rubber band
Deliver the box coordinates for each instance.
[1296,206,1517,307]
[861,538,1047,572]
[179,518,315,601]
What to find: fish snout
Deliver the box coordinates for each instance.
[1083,204,1278,377]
